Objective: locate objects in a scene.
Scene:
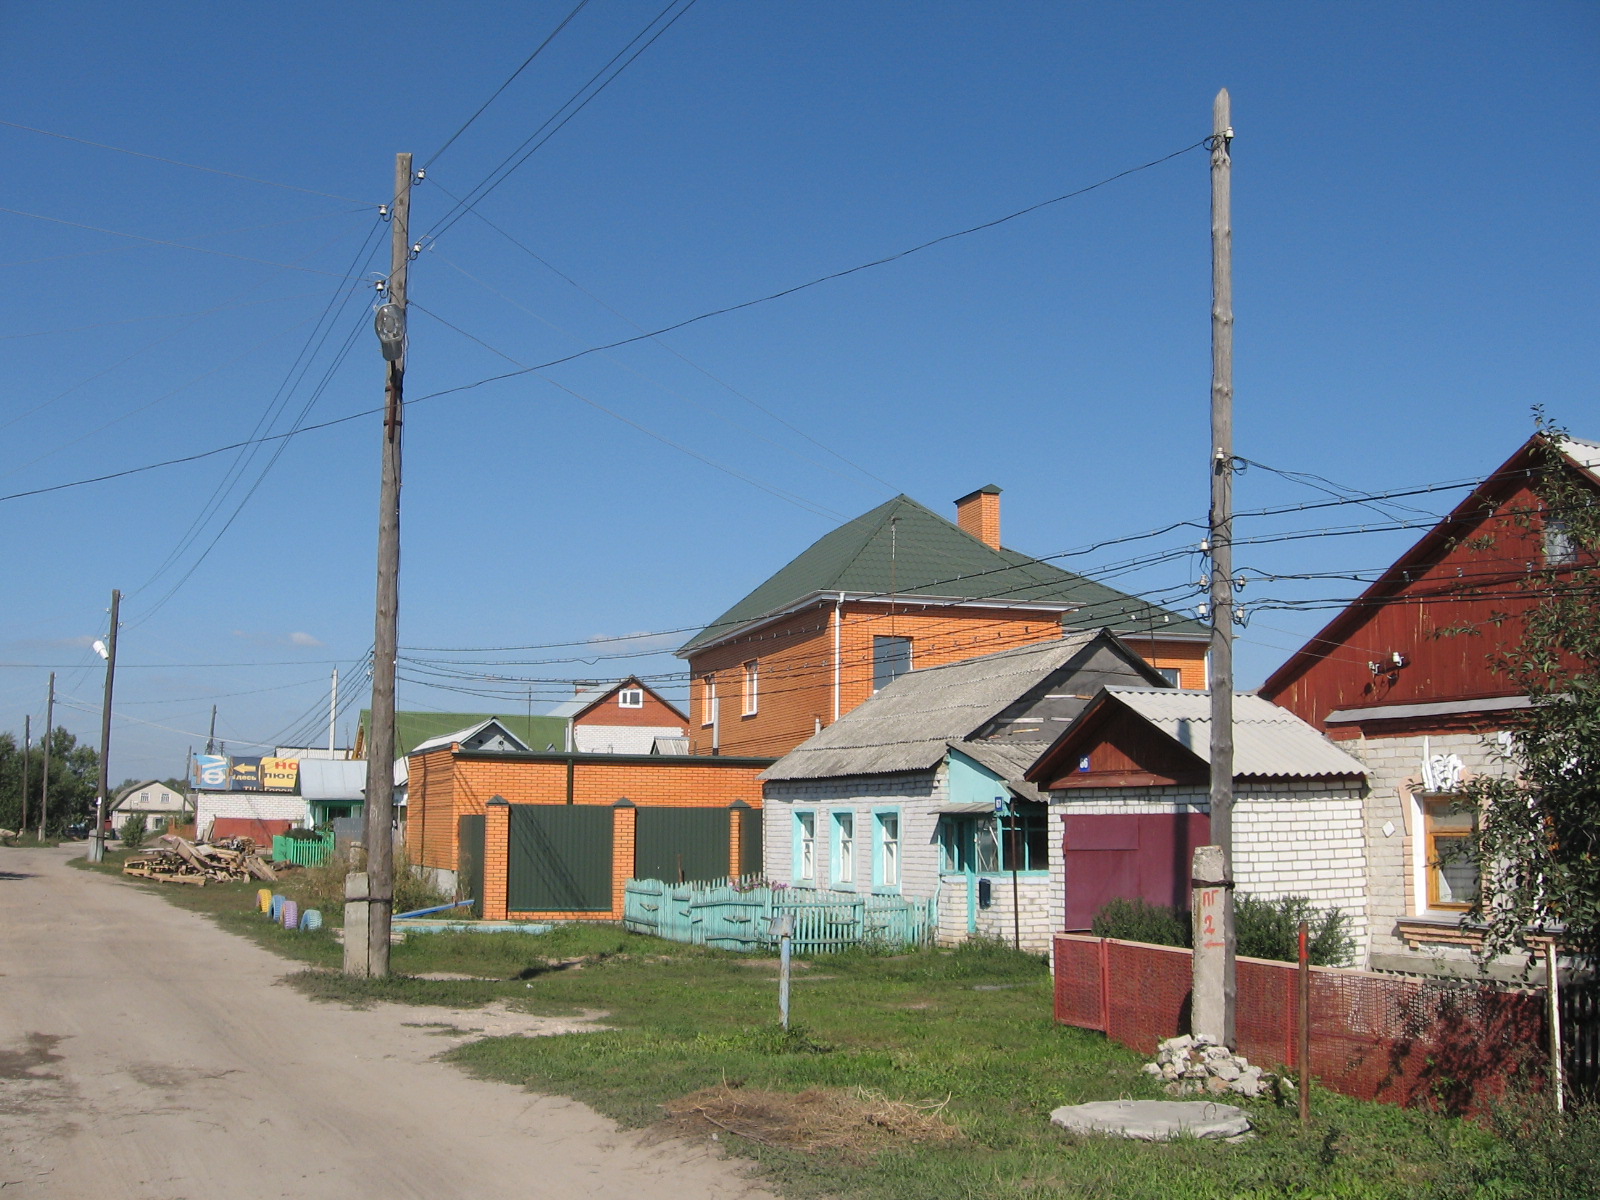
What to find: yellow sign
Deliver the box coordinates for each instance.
[261,757,300,792]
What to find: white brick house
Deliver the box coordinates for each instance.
[1026,689,1372,965]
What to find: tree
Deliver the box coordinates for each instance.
[0,727,99,834]
[1454,419,1600,971]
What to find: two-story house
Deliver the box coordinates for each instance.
[678,485,1208,758]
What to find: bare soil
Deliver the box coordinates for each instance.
[0,844,777,1200]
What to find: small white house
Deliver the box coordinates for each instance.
[761,631,1173,953]
[111,781,191,830]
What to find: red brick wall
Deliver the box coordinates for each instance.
[687,601,1207,757]
[1053,935,1545,1113]
[572,686,687,729]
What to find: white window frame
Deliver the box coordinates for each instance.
[795,811,816,882]
[618,687,644,709]
[742,660,759,716]
[873,809,901,891]
[701,675,716,727]
[833,811,855,886]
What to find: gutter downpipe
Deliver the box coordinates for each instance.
[832,593,844,723]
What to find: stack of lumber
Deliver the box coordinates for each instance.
[122,835,278,886]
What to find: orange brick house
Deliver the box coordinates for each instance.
[405,738,772,921]
[678,485,1209,758]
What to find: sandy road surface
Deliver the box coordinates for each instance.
[0,845,776,1199]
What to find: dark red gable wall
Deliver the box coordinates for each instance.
[1264,481,1555,730]
[1034,704,1206,791]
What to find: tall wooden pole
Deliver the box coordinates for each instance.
[89,590,120,862]
[357,152,411,978]
[38,673,53,840]
[1207,89,1237,1046]
[20,715,31,837]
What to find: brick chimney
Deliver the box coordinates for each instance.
[955,484,1002,549]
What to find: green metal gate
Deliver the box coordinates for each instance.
[508,805,613,912]
[457,814,485,916]
[740,809,763,877]
[634,807,730,884]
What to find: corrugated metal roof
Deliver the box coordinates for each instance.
[763,633,1109,780]
[547,684,615,719]
[1101,688,1366,778]
[680,494,1206,654]
[299,759,368,802]
[409,718,532,758]
[1560,435,1600,483]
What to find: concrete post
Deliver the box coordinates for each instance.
[1191,844,1235,1044]
[343,870,372,978]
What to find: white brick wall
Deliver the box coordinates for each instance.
[1049,779,1371,964]
[936,874,1055,954]
[195,791,307,839]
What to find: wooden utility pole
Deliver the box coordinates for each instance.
[20,715,31,836]
[351,152,411,978]
[207,705,217,755]
[38,673,53,840]
[1196,89,1241,1049]
[89,590,121,863]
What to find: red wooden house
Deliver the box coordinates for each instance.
[1259,432,1600,976]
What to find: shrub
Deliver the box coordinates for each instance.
[295,843,447,919]
[119,813,148,851]
[1234,893,1354,967]
[1090,897,1191,948]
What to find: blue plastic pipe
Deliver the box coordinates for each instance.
[394,898,476,920]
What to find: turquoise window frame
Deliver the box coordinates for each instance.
[871,807,902,893]
[792,810,817,883]
[831,810,856,889]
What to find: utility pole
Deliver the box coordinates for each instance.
[329,667,339,754]
[207,705,217,755]
[38,673,53,840]
[89,590,121,863]
[20,715,31,837]
[1203,88,1237,1045]
[350,152,411,978]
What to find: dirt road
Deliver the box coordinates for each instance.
[0,845,776,1199]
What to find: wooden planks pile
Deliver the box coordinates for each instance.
[122,835,279,886]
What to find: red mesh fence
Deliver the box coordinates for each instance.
[1055,934,1546,1113]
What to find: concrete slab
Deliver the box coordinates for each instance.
[1049,1099,1252,1141]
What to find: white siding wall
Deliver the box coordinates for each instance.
[195,792,307,838]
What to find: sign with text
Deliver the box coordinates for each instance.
[192,754,229,789]
[260,757,299,791]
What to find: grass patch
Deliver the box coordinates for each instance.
[80,849,1532,1199]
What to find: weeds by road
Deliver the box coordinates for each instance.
[77,847,1564,1200]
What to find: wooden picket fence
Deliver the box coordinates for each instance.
[623,877,936,954]
[270,832,335,867]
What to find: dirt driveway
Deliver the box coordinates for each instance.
[0,845,776,1199]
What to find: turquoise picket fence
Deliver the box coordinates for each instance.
[623,877,936,954]
[270,832,335,866]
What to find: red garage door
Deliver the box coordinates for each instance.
[1061,813,1211,930]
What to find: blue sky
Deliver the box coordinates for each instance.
[2,1,1595,781]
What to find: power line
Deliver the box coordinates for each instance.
[423,0,596,168]
[423,0,701,244]
[0,118,376,204]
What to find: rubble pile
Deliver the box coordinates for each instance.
[1142,1034,1278,1100]
[122,835,280,886]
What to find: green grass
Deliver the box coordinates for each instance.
[77,848,1553,1200]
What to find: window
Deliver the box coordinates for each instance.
[873,636,913,692]
[974,820,1000,872]
[742,660,759,715]
[1424,797,1478,911]
[833,812,855,885]
[1155,666,1182,687]
[795,812,816,881]
[701,675,716,727]
[618,687,644,709]
[874,810,901,889]
[998,804,1049,871]
[1544,515,1577,567]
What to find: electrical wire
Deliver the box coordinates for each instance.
[0,118,376,204]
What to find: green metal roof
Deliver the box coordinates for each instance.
[680,494,1204,653]
[358,710,569,757]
